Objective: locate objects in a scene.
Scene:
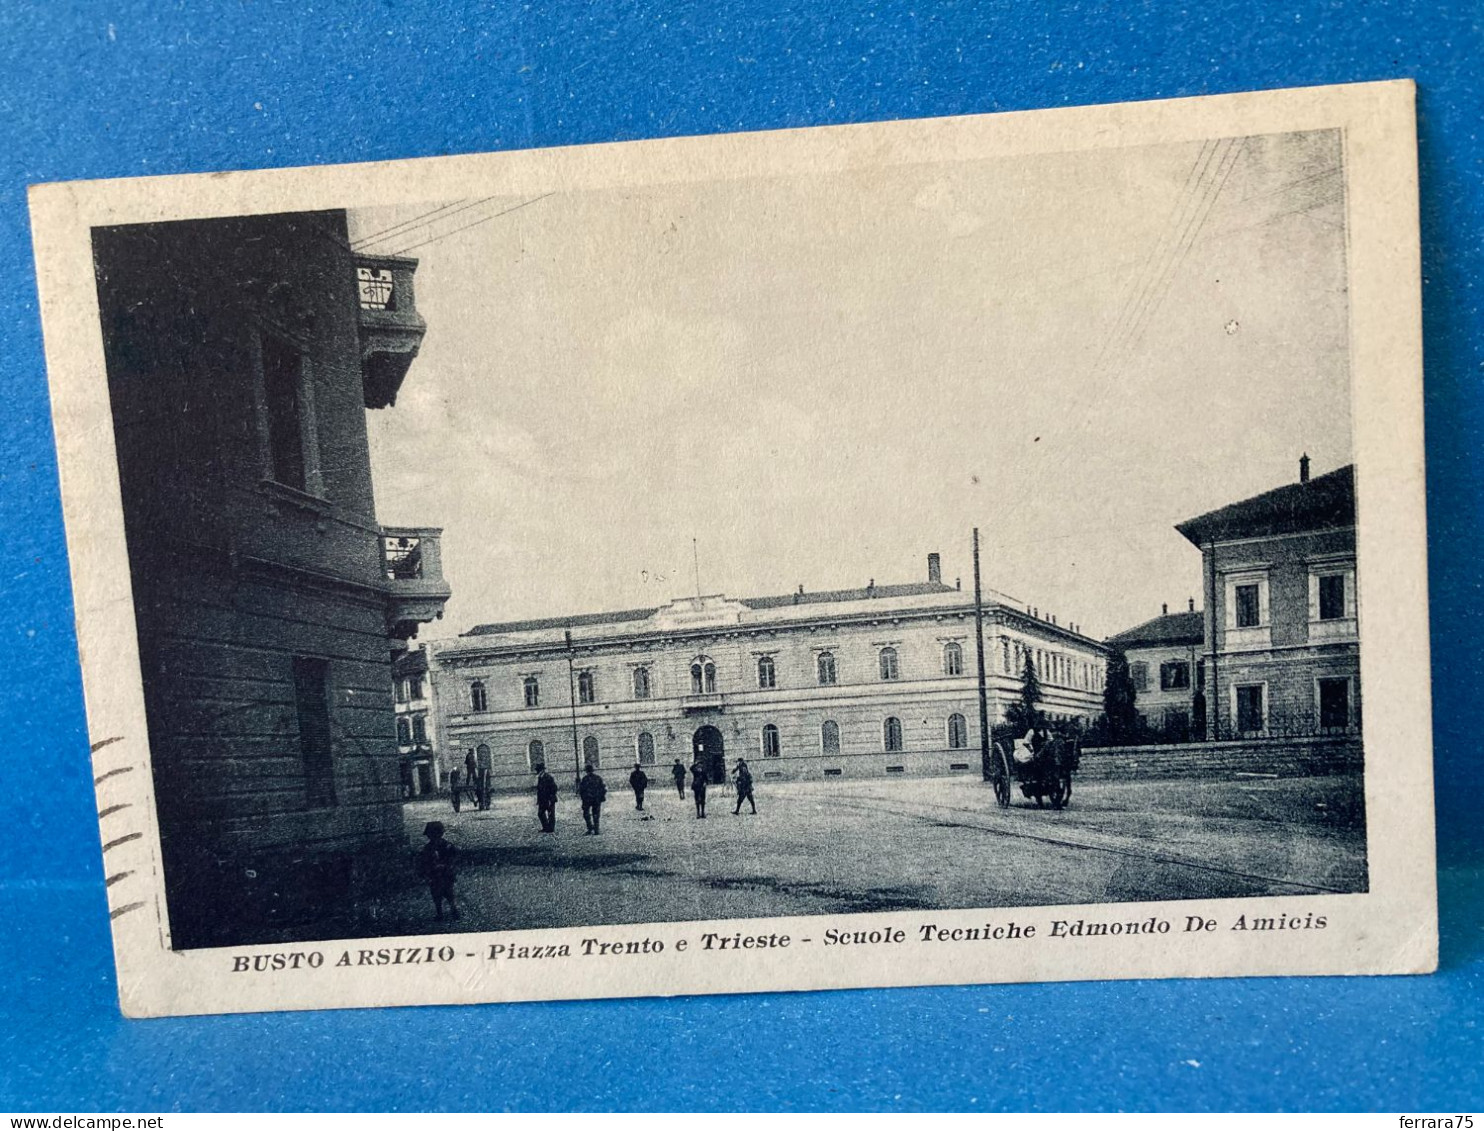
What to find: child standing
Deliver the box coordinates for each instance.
[418,820,460,921]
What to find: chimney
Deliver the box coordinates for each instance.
[1189,597,1195,612]
[1162,603,1168,616]
[867,578,876,596]
[955,577,962,591]
[927,553,941,584]
[1300,453,1311,483]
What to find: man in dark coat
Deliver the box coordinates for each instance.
[578,765,607,835]
[629,763,649,811]
[690,759,708,819]
[732,758,757,815]
[536,767,558,833]
[671,758,687,799]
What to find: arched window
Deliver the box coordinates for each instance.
[943,641,964,676]
[757,655,776,690]
[948,713,968,749]
[761,723,781,758]
[583,735,600,769]
[396,717,412,745]
[821,720,840,754]
[879,647,899,681]
[522,675,540,708]
[470,680,488,712]
[691,658,716,694]
[817,651,837,685]
[883,716,903,752]
[412,715,427,745]
[527,739,545,771]
[577,670,596,704]
[637,732,656,765]
[632,666,651,699]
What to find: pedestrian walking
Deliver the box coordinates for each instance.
[671,758,687,799]
[418,820,460,921]
[449,768,462,813]
[536,767,558,833]
[629,763,649,811]
[732,758,757,815]
[578,765,607,835]
[690,759,708,819]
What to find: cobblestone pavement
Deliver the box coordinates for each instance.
[348,772,1366,939]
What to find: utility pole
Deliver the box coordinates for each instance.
[973,528,993,782]
[692,538,702,600]
[565,629,581,790]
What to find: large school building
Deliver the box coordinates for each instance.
[431,555,1107,792]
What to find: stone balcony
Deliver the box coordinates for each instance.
[381,526,451,640]
[681,692,727,712]
[357,254,427,409]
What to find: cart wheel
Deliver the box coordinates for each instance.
[993,744,1012,808]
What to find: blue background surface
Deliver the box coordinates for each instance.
[0,0,1479,1112]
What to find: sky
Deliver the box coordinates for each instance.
[350,128,1350,641]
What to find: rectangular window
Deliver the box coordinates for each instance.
[1130,662,1149,692]
[1319,678,1350,730]
[1160,661,1190,691]
[261,334,307,491]
[412,714,427,745]
[1235,684,1265,733]
[408,676,423,701]
[1318,574,1346,621]
[1235,584,1261,628]
[292,656,335,808]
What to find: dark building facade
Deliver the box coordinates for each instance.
[93,211,450,948]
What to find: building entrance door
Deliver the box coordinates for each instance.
[693,725,726,784]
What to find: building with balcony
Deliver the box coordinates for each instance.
[393,643,444,797]
[432,554,1107,793]
[93,209,450,948]
[1176,458,1359,740]
[1105,601,1205,740]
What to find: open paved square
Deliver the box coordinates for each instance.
[343,773,1367,939]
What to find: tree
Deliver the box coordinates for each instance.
[1102,647,1142,746]
[1004,653,1044,736]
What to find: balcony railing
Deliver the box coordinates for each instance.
[380,526,451,639]
[356,254,427,409]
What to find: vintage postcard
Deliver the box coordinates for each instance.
[29,79,1434,1017]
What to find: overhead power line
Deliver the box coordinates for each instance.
[384,192,557,256]
[351,198,474,251]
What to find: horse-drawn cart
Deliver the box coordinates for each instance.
[990,730,1080,810]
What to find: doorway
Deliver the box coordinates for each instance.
[692,724,726,784]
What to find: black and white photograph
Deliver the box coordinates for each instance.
[32,80,1433,1015]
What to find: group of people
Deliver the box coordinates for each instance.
[419,754,760,919]
[530,755,759,836]
[449,750,492,813]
